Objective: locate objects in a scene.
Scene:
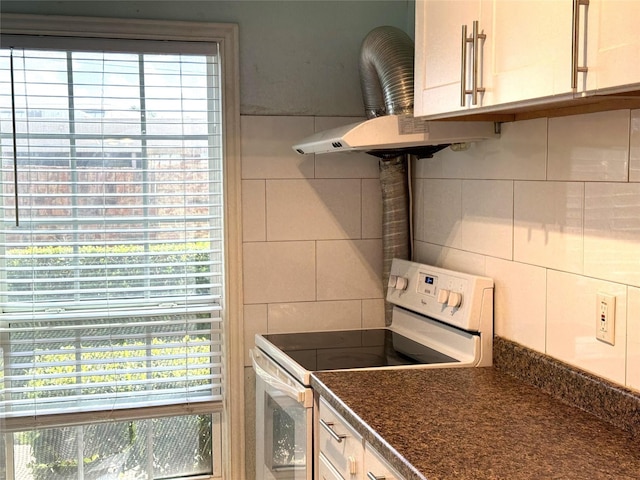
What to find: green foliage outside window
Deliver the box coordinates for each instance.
[5,242,213,303]
[4,242,216,478]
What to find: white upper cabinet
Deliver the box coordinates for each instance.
[414,0,493,117]
[415,0,640,119]
[587,0,640,94]
[489,0,589,105]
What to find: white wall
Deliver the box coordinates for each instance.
[0,0,412,116]
[413,109,640,393]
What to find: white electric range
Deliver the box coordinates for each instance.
[251,258,494,480]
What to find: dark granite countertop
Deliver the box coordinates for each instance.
[312,367,640,480]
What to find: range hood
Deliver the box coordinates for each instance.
[292,114,498,158]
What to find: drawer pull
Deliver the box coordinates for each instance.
[348,456,358,475]
[367,473,386,480]
[319,418,347,443]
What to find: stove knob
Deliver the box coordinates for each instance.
[437,289,450,304]
[388,275,408,290]
[447,291,462,308]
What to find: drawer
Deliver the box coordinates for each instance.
[318,397,363,480]
[364,442,405,480]
[318,452,344,480]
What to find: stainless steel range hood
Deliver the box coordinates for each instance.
[292,114,498,157]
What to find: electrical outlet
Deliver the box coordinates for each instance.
[596,293,616,345]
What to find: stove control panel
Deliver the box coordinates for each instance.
[386,258,493,333]
[417,272,437,296]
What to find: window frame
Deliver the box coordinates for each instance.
[0,13,244,480]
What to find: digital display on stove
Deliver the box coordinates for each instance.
[262,329,458,371]
[417,272,437,296]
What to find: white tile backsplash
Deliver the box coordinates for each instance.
[584,182,640,287]
[316,239,383,300]
[627,287,640,391]
[243,241,316,304]
[241,116,315,179]
[420,117,547,180]
[241,115,384,364]
[242,111,640,393]
[362,299,385,328]
[417,179,462,247]
[412,242,487,277]
[546,270,627,385]
[266,179,362,241]
[242,180,266,242]
[362,179,383,239]
[486,258,547,353]
[514,181,584,273]
[461,180,513,259]
[244,304,267,365]
[630,109,640,182]
[267,300,362,333]
[314,152,380,179]
[411,108,640,392]
[548,110,630,182]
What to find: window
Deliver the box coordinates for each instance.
[0,15,242,480]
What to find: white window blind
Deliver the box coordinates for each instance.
[0,40,224,419]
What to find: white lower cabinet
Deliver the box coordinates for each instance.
[318,397,363,479]
[319,452,346,480]
[364,443,405,480]
[317,397,406,480]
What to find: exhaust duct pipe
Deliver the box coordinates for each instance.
[359,26,415,120]
[379,156,411,323]
[359,26,414,324]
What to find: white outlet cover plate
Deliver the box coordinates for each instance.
[596,293,616,345]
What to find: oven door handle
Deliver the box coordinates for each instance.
[250,348,307,404]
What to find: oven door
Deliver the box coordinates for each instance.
[251,348,313,480]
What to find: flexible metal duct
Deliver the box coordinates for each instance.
[359,26,415,120]
[359,26,414,324]
[379,156,411,323]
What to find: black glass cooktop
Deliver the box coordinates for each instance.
[262,328,458,371]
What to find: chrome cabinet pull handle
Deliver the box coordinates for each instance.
[571,0,589,89]
[367,473,386,480]
[472,20,486,105]
[319,418,346,443]
[461,21,485,107]
[460,23,468,106]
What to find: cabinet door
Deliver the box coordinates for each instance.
[414,0,491,117]
[588,0,640,93]
[489,0,580,106]
[317,398,363,480]
[364,443,406,480]
[319,453,345,480]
